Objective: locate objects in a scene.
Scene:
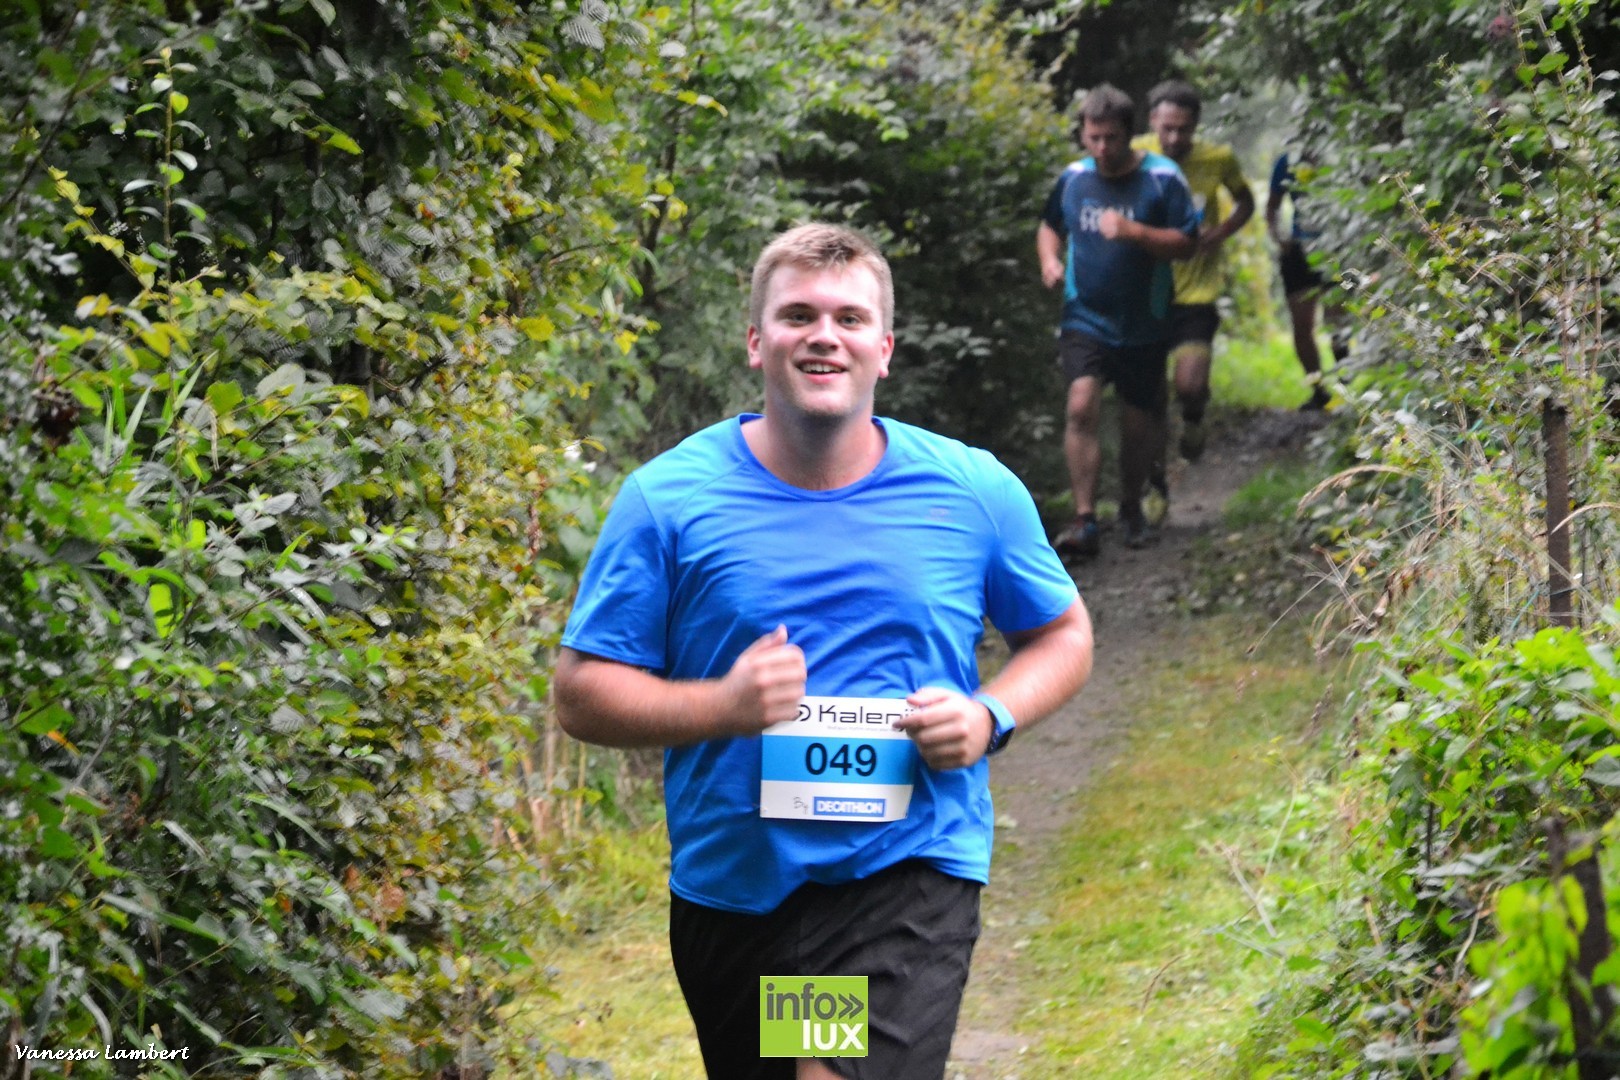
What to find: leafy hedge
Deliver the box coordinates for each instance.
[1208,0,1620,1073]
[1256,618,1620,1078]
[2,2,658,1074]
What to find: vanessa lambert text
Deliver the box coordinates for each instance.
[12,1044,191,1062]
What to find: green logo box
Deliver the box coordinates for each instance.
[759,976,868,1058]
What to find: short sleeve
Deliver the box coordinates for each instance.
[980,463,1080,634]
[1040,173,1069,235]
[1163,170,1200,238]
[560,475,672,672]
[1269,153,1291,199]
[1219,148,1251,199]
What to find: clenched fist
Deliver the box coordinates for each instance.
[892,687,995,771]
[716,625,806,736]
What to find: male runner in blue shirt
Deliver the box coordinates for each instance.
[556,224,1093,1079]
[1037,83,1199,556]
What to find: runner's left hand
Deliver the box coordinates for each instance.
[893,688,994,771]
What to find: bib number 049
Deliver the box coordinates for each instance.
[803,741,878,777]
[759,696,919,822]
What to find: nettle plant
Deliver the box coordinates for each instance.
[1,35,613,1078]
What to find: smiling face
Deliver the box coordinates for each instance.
[1149,101,1197,162]
[747,262,894,428]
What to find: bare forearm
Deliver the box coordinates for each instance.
[1036,223,1065,287]
[554,649,726,748]
[1203,191,1256,249]
[556,628,806,748]
[1265,194,1285,243]
[1223,190,1256,238]
[979,601,1093,735]
[1124,220,1197,261]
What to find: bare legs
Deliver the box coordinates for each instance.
[1287,289,1323,381]
[1064,374,1165,519]
[1170,341,1212,425]
[1064,375,1105,518]
[1287,290,1349,408]
[1118,401,1164,516]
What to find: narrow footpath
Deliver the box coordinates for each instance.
[947,409,1330,1078]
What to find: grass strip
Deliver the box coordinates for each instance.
[987,613,1336,1079]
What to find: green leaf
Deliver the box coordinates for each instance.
[206,380,244,414]
[40,827,80,859]
[1583,755,1620,787]
[63,792,105,816]
[257,363,306,397]
[148,581,178,638]
[517,315,555,342]
[20,703,73,736]
[1292,1015,1335,1043]
[325,129,361,155]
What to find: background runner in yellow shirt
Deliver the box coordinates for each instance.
[1132,80,1254,467]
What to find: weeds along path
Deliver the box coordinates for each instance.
[948,408,1331,1078]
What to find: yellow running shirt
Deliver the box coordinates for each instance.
[1131,135,1251,306]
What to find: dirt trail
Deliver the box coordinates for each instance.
[947,409,1327,1078]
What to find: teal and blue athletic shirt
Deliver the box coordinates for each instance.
[1269,152,1321,242]
[561,416,1079,914]
[1040,151,1199,347]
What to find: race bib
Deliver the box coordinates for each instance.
[759,696,918,822]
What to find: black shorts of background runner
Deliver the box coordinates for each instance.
[669,860,981,1080]
[1057,329,1169,414]
[1278,242,1325,297]
[1168,303,1221,349]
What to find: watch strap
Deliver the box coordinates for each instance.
[974,692,1016,756]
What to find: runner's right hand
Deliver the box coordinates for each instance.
[717,625,805,736]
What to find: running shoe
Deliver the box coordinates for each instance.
[1119,503,1159,549]
[1053,515,1101,559]
[1179,420,1206,462]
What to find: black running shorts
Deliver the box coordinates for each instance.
[1168,303,1221,349]
[1057,329,1169,414]
[1278,242,1325,296]
[669,860,982,1080]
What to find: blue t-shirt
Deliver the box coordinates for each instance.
[561,415,1079,914]
[1040,151,1198,347]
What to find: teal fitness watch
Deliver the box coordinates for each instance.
[974,692,1016,756]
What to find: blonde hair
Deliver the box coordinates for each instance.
[748,223,894,333]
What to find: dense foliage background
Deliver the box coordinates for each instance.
[1191,0,1620,1075]
[5,0,1619,1076]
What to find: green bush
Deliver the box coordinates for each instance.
[1248,615,1620,1077]
[1,3,661,1073]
